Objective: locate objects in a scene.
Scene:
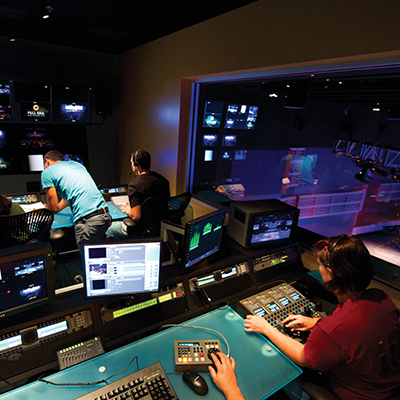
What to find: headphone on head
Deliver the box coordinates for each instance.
[324,234,347,267]
[133,149,141,167]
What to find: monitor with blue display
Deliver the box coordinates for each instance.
[224,104,258,130]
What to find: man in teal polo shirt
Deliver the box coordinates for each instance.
[41,150,110,251]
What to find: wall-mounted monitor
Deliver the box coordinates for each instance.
[20,102,51,122]
[19,128,54,149]
[0,242,55,320]
[224,104,258,130]
[227,199,299,250]
[222,135,237,147]
[56,102,89,123]
[202,134,218,147]
[14,82,51,103]
[0,81,12,121]
[203,100,224,128]
[82,239,162,299]
[204,149,214,161]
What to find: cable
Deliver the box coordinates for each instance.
[38,356,140,387]
[160,324,230,357]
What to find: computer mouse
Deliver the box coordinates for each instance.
[182,371,209,396]
[207,347,221,371]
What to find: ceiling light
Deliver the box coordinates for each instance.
[269,87,278,98]
[42,5,53,19]
[372,102,380,112]
[355,169,373,184]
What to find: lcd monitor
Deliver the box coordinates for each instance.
[202,134,218,147]
[14,82,51,102]
[57,102,89,123]
[20,102,51,122]
[224,104,258,130]
[0,242,54,319]
[227,199,299,249]
[222,135,237,147]
[82,239,162,299]
[181,210,226,269]
[203,100,224,128]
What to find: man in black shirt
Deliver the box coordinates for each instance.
[106,150,170,238]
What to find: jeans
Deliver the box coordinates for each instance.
[74,211,111,252]
[105,220,129,239]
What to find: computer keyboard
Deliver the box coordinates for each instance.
[75,361,178,400]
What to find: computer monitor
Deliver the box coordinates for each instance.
[82,238,162,299]
[0,242,55,320]
[224,104,259,130]
[227,199,299,249]
[180,210,226,269]
[202,100,224,128]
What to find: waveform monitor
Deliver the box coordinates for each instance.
[82,239,162,298]
[181,209,226,269]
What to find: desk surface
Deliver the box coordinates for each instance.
[0,307,301,400]
[52,202,126,229]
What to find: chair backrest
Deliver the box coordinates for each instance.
[0,208,54,248]
[141,196,170,237]
[168,191,192,225]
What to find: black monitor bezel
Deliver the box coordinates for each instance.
[81,238,163,299]
[180,209,226,270]
[0,242,54,320]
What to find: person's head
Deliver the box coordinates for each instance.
[0,194,12,215]
[313,234,373,296]
[130,150,151,173]
[44,150,64,169]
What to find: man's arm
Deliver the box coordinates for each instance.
[124,203,142,222]
[45,187,68,213]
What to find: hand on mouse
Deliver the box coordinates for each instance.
[208,352,245,400]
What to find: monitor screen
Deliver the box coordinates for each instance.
[0,81,12,121]
[181,210,226,269]
[0,243,54,319]
[19,128,54,149]
[224,104,258,130]
[82,239,162,298]
[203,100,224,128]
[57,102,89,123]
[20,102,52,122]
[202,134,218,147]
[222,135,237,147]
[250,211,297,245]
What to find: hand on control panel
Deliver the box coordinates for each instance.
[282,314,320,332]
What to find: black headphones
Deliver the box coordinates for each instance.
[133,149,141,167]
[324,234,347,267]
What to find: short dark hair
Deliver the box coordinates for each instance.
[131,150,151,169]
[313,234,373,295]
[44,150,64,162]
[0,194,11,215]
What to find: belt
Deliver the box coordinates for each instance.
[75,207,109,224]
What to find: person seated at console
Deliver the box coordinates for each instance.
[106,149,170,239]
[209,234,400,400]
[0,194,24,216]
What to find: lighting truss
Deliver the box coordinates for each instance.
[332,139,400,173]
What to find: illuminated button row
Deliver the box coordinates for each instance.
[113,298,157,319]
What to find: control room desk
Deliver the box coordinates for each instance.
[0,307,301,400]
[52,202,126,229]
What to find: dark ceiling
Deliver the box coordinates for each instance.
[0,0,258,54]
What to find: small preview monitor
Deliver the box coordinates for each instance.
[204,149,214,161]
[0,242,54,319]
[20,102,51,122]
[28,154,45,172]
[0,81,12,121]
[203,100,224,128]
[227,199,299,250]
[57,102,89,123]
[14,82,51,102]
[202,134,218,147]
[82,239,162,299]
[221,150,233,160]
[19,128,54,149]
[224,104,258,130]
[222,135,237,147]
[181,209,226,269]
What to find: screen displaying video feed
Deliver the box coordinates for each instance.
[57,103,89,123]
[224,104,258,130]
[20,102,51,122]
[0,81,12,121]
[64,154,84,164]
[222,135,237,147]
[0,155,16,173]
[221,150,233,160]
[0,129,7,148]
[19,128,54,149]
[203,101,224,128]
[203,134,218,147]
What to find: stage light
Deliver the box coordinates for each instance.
[355,169,373,184]
[370,166,388,177]
[269,89,278,98]
[391,170,400,183]
[372,102,381,112]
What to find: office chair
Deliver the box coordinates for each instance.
[168,191,192,225]
[123,196,170,237]
[0,208,54,248]
[302,382,340,400]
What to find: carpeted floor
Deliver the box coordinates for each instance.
[54,251,83,289]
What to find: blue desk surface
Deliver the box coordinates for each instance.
[1,307,301,400]
[52,202,126,229]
